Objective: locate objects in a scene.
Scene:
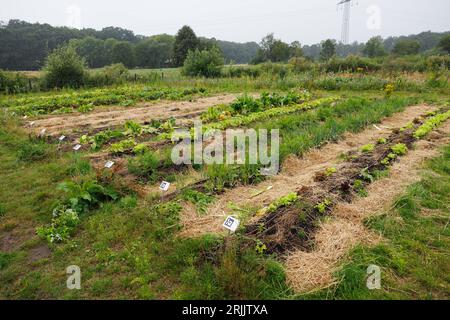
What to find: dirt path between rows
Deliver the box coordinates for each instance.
[178,104,436,237]
[27,94,240,136]
[284,120,450,293]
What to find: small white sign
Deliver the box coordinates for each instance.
[104,160,115,169]
[222,216,240,232]
[59,135,66,141]
[73,144,82,151]
[159,181,171,191]
[39,128,47,136]
[29,121,35,126]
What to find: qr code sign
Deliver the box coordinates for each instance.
[222,216,240,232]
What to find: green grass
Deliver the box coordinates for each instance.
[299,145,450,300]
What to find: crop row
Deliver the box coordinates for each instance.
[200,91,311,122]
[1,86,207,116]
[414,109,450,139]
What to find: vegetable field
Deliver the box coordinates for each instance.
[0,69,449,300]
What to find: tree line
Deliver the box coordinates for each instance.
[0,20,259,70]
[0,19,449,71]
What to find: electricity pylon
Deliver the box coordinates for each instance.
[338,0,352,44]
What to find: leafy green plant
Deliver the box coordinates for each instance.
[414,110,450,139]
[315,199,332,214]
[119,196,138,209]
[57,180,119,214]
[391,143,408,156]
[133,143,148,154]
[255,241,267,255]
[109,138,136,154]
[360,168,374,182]
[123,120,142,137]
[325,167,337,176]
[353,179,368,197]
[267,192,298,213]
[377,138,387,144]
[181,189,215,214]
[360,144,375,153]
[79,103,94,113]
[36,206,80,243]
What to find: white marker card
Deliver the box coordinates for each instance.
[40,129,46,135]
[159,181,171,191]
[104,160,115,168]
[73,144,82,151]
[222,216,240,232]
[59,135,66,141]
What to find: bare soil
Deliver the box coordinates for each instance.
[27,94,240,136]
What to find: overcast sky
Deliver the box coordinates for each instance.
[1,0,449,44]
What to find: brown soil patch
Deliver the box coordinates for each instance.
[28,244,51,262]
[27,94,240,136]
[0,228,35,252]
[178,104,436,237]
[284,120,450,293]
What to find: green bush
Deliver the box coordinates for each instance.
[0,70,30,93]
[43,46,86,88]
[288,57,315,73]
[86,63,130,86]
[182,47,224,78]
[323,55,381,73]
[222,65,261,78]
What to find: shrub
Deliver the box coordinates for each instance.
[323,55,381,73]
[87,63,130,86]
[43,46,86,88]
[182,47,224,78]
[288,57,315,73]
[223,65,261,78]
[0,70,30,94]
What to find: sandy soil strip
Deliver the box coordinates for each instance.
[179,104,436,237]
[284,120,450,293]
[27,94,240,136]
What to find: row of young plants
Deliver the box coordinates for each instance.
[0,86,207,116]
[77,97,425,207]
[82,93,322,156]
[79,118,175,152]
[99,98,339,188]
[413,109,450,139]
[146,97,421,197]
[242,108,449,254]
[152,105,450,299]
[200,91,311,122]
